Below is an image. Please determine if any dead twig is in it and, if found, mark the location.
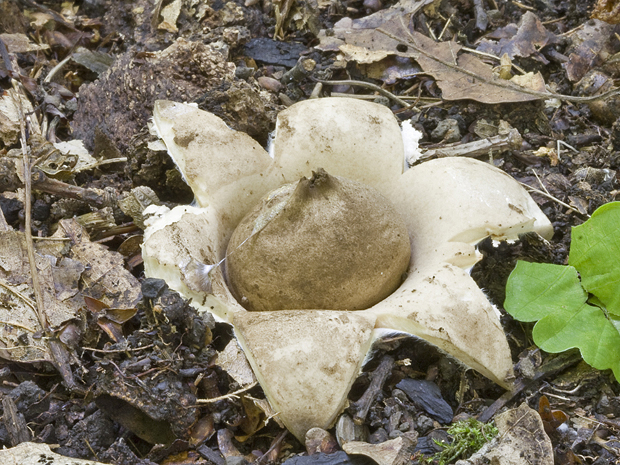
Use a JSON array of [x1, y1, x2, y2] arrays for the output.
[[518, 181, 587, 217], [349, 355, 394, 425], [314, 79, 412, 108], [81, 344, 155, 354], [254, 429, 288, 464], [0, 279, 37, 311], [194, 381, 259, 404], [31, 168, 108, 207], [415, 128, 523, 164], [44, 55, 73, 83]]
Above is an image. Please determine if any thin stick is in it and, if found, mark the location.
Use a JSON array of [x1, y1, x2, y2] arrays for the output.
[[81, 344, 155, 354], [314, 79, 411, 108], [518, 181, 586, 216], [254, 429, 288, 464], [0, 344, 46, 352], [328, 92, 439, 104], [194, 382, 258, 404], [556, 140, 578, 161], [437, 16, 451, 41], [10, 81, 78, 391], [531, 169, 551, 196], [44, 55, 72, 83], [0, 320, 38, 333], [461, 46, 528, 75], [0, 280, 37, 311]]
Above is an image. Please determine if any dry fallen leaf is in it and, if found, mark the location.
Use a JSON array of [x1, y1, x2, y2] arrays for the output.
[[323, 14, 551, 103], [476, 12, 559, 63], [0, 89, 40, 146], [158, 0, 182, 33], [274, 0, 320, 39], [400, 30, 549, 103], [563, 19, 617, 82], [60, 219, 141, 308], [0, 230, 79, 363], [0, 442, 108, 465]]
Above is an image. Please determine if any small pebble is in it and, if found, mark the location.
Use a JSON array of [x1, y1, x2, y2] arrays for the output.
[[257, 76, 282, 92], [363, 0, 382, 11], [369, 427, 389, 444], [305, 427, 338, 455]]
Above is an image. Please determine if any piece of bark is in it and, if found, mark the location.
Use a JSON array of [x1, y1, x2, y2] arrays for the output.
[[197, 445, 226, 465], [2, 396, 31, 446], [31, 168, 108, 207], [396, 378, 453, 424]]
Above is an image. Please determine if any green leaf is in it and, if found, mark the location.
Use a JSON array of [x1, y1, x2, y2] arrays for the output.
[[505, 203, 620, 382], [505, 261, 620, 381], [504, 262, 586, 322], [569, 202, 620, 315], [532, 302, 620, 381]]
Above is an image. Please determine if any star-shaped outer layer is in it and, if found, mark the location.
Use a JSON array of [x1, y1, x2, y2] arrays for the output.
[[142, 98, 554, 441]]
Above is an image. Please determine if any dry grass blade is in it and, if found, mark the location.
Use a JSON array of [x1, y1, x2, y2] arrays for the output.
[[11, 82, 48, 332], [10, 80, 79, 391]]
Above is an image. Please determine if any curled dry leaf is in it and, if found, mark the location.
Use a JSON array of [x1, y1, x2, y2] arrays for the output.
[[142, 98, 553, 440]]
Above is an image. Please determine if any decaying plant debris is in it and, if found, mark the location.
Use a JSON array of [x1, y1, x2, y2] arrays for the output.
[[1, 0, 620, 464]]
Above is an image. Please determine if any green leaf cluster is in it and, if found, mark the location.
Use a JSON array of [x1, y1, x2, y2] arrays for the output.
[[505, 202, 620, 382], [421, 418, 498, 464]]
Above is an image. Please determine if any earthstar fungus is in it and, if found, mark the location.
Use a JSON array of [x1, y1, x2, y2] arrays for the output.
[[142, 98, 553, 441]]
